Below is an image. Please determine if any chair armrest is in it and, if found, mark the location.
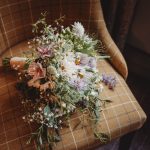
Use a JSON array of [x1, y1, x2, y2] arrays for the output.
[[98, 21, 128, 79], [92, 0, 128, 79]]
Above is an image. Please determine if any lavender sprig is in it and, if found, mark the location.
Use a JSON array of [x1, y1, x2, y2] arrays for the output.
[[102, 74, 117, 90]]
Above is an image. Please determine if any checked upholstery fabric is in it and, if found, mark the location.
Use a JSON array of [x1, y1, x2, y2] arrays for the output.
[[0, 0, 146, 150]]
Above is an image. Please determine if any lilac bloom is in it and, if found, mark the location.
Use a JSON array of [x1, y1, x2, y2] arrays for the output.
[[80, 54, 89, 65], [69, 78, 87, 91], [102, 74, 117, 89], [88, 57, 96, 68], [108, 79, 117, 89]]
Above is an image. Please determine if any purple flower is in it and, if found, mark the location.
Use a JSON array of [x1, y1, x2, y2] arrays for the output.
[[102, 74, 117, 90], [80, 54, 89, 65], [37, 44, 54, 58], [88, 57, 96, 68], [108, 79, 117, 89], [69, 78, 87, 91]]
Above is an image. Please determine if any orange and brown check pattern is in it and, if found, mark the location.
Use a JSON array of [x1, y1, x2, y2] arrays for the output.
[[0, 42, 146, 150], [0, 0, 127, 78], [0, 0, 146, 149]]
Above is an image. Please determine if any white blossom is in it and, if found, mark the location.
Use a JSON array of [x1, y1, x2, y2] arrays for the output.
[[22, 116, 25, 120], [99, 84, 104, 93], [38, 107, 42, 111], [72, 22, 85, 37]]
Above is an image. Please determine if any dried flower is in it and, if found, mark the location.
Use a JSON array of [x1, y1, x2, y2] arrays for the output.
[[37, 44, 54, 58], [27, 62, 46, 80], [102, 74, 117, 89], [49, 95, 58, 103], [10, 57, 27, 70]]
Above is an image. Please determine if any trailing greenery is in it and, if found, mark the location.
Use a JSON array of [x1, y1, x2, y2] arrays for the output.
[[3, 13, 113, 149]]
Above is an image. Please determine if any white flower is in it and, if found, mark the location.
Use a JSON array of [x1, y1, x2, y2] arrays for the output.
[[48, 113, 54, 117], [44, 112, 48, 116], [47, 65, 57, 75], [38, 107, 42, 111], [22, 116, 25, 120], [61, 102, 66, 108], [68, 104, 76, 111], [91, 90, 98, 96], [30, 119, 33, 122], [99, 84, 104, 93], [72, 22, 85, 37], [46, 117, 50, 120]]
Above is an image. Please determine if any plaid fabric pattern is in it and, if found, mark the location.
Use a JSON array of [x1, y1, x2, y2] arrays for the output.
[[0, 0, 127, 78], [0, 41, 146, 150], [0, 0, 146, 149]]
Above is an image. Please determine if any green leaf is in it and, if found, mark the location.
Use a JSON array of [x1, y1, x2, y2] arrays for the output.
[[98, 55, 110, 59], [39, 136, 43, 145], [44, 105, 51, 115], [101, 99, 112, 103], [2, 57, 11, 68], [94, 132, 110, 143], [26, 137, 32, 145], [23, 63, 29, 70]]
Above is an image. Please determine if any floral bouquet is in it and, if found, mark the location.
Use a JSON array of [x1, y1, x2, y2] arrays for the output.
[[3, 13, 116, 149]]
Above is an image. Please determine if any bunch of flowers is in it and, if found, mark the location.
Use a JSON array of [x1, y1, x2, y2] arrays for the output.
[[3, 13, 115, 149]]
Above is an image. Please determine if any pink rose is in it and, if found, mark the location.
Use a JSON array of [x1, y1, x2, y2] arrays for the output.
[[27, 62, 46, 79]]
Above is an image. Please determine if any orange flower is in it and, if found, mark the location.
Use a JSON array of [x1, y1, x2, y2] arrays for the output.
[[40, 81, 55, 91], [49, 95, 58, 103], [75, 58, 80, 65]]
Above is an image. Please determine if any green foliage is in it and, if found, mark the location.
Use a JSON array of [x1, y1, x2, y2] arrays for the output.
[[4, 13, 111, 149], [2, 57, 11, 69], [94, 132, 110, 144]]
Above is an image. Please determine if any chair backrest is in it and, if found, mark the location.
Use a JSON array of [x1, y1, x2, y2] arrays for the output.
[[0, 0, 104, 56], [0, 0, 128, 79]]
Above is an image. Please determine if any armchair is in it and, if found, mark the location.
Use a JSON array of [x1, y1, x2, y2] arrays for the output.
[[0, 0, 146, 149]]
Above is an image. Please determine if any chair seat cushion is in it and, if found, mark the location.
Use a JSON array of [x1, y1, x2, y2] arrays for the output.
[[0, 41, 146, 150]]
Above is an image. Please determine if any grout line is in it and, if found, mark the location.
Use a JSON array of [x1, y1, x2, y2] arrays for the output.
[[3, 24, 29, 35], [27, 0, 34, 24], [7, 4, 18, 48], [0, 0, 28, 9], [69, 121, 78, 150], [1, 113, 9, 149], [102, 110, 111, 140], [87, 0, 92, 32], [0, 133, 31, 146], [116, 74, 142, 128], [104, 77, 122, 137], [0, 13, 12, 57], [79, 115, 89, 147]]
